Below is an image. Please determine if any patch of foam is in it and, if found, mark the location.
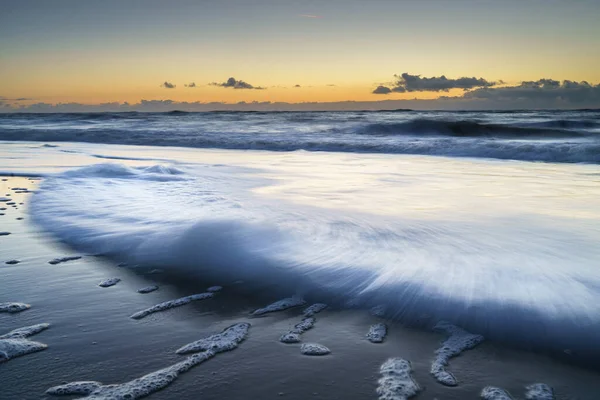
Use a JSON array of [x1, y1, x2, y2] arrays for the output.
[[252, 296, 306, 316], [46, 351, 214, 399], [5, 259, 21, 265], [206, 285, 222, 292], [303, 303, 327, 317], [370, 305, 387, 317], [0, 302, 30, 313], [0, 323, 50, 362], [300, 343, 330, 356], [98, 278, 120, 288], [525, 383, 554, 400], [279, 317, 315, 343], [376, 358, 420, 400], [367, 323, 387, 343], [137, 285, 159, 294], [130, 292, 214, 319], [176, 322, 250, 354], [430, 321, 484, 386], [481, 387, 513, 400], [48, 256, 82, 265]]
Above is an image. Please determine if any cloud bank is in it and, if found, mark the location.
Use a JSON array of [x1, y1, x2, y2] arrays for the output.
[[463, 79, 600, 105], [374, 73, 496, 94], [210, 77, 265, 90], [184, 82, 196, 88], [2, 76, 599, 112]]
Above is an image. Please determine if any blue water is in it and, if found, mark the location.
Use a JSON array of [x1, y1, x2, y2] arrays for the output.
[[1, 110, 599, 367], [1, 110, 600, 163]]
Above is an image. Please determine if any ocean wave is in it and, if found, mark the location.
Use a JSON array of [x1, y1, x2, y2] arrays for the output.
[[1, 111, 600, 163], [28, 160, 600, 367], [352, 119, 590, 138]]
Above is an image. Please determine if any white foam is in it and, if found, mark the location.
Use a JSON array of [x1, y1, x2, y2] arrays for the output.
[[376, 358, 420, 400], [279, 332, 301, 343], [370, 305, 386, 318], [137, 285, 159, 294], [4, 260, 20, 265], [20, 146, 600, 361], [481, 387, 513, 400], [0, 302, 30, 313], [98, 278, 120, 288], [525, 383, 554, 400], [46, 351, 214, 399], [252, 296, 306, 316], [303, 303, 327, 317], [206, 286, 222, 292], [0, 323, 50, 362], [48, 256, 82, 265], [367, 323, 387, 343], [279, 317, 315, 343], [430, 321, 484, 386], [176, 322, 250, 354], [130, 292, 214, 319], [300, 343, 330, 356]]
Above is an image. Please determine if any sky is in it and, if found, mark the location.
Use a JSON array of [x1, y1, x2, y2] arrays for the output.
[[1, 0, 600, 111]]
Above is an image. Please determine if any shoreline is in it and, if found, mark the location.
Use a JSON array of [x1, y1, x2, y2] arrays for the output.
[[1, 176, 600, 399]]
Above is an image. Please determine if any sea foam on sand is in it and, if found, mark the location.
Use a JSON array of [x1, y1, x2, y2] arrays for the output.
[[376, 358, 420, 400], [0, 323, 50, 362], [130, 292, 214, 320], [431, 321, 484, 386], [47, 322, 251, 399]]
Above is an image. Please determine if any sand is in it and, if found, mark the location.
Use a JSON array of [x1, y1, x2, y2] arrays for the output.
[[1, 176, 600, 399]]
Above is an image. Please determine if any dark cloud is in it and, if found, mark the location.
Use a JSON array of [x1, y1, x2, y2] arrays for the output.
[[326, 84, 337, 87], [0, 96, 33, 101], [3, 77, 599, 113], [161, 81, 176, 89], [372, 85, 392, 95], [464, 79, 600, 105], [374, 73, 496, 94], [294, 84, 301, 88], [184, 82, 196, 88], [210, 77, 265, 90]]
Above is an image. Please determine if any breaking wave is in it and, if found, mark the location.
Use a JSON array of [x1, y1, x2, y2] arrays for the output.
[[28, 160, 600, 368], [1, 111, 600, 163]]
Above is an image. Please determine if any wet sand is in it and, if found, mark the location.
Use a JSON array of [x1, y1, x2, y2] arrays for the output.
[[1, 176, 600, 399]]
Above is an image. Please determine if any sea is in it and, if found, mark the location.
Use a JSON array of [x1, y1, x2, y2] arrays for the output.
[[1, 110, 599, 368]]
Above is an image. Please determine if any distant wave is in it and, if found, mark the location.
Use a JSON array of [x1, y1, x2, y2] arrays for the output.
[[352, 119, 591, 138], [1, 111, 599, 163]]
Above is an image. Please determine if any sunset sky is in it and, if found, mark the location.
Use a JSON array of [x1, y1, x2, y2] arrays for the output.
[[1, 0, 599, 111]]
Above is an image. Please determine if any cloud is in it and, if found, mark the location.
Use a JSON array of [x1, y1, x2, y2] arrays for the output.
[[210, 77, 265, 90], [294, 84, 301, 88], [184, 82, 196, 88], [3, 77, 599, 113], [299, 14, 322, 18], [372, 85, 392, 95], [463, 79, 600, 105], [373, 73, 496, 94], [326, 84, 337, 87], [0, 96, 33, 101], [161, 81, 176, 89]]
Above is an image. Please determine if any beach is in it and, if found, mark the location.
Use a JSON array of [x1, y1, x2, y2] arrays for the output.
[[2, 175, 600, 400], [1, 110, 600, 399]]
